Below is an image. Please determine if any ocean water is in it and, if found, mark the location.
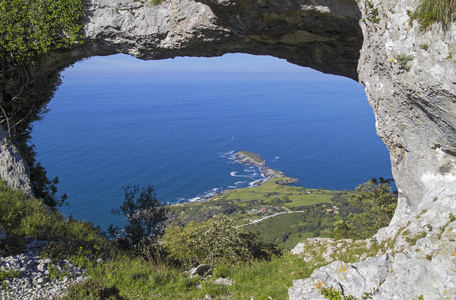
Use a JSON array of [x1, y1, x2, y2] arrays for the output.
[[31, 70, 392, 229]]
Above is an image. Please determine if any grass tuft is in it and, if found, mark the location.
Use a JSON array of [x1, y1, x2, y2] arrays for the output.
[[414, 0, 456, 30]]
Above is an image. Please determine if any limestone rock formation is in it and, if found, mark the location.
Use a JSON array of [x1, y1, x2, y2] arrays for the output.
[[0, 127, 32, 195], [358, 0, 456, 228], [289, 222, 456, 299], [0, 0, 455, 297], [288, 0, 456, 298]]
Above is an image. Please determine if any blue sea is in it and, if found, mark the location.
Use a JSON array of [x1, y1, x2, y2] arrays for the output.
[[31, 59, 392, 230]]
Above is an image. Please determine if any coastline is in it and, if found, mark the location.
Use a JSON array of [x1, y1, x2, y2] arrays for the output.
[[174, 151, 298, 206], [233, 151, 296, 185]]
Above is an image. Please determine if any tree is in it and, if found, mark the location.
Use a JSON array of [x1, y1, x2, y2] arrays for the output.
[[108, 185, 169, 254], [331, 178, 397, 239], [349, 178, 397, 238], [0, 0, 84, 139]]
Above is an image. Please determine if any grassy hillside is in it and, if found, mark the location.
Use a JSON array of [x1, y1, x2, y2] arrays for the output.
[[0, 179, 390, 299], [0, 182, 333, 299]]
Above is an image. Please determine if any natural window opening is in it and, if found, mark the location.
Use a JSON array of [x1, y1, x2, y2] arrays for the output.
[[31, 53, 393, 230]]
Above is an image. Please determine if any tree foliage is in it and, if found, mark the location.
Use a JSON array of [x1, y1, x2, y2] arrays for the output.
[[0, 0, 84, 138], [163, 215, 281, 267], [0, 0, 84, 207], [0, 0, 84, 63], [331, 178, 397, 239], [331, 220, 358, 240], [109, 185, 169, 254]]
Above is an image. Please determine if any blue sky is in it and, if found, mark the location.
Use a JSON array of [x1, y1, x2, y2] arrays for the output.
[[64, 53, 346, 81]]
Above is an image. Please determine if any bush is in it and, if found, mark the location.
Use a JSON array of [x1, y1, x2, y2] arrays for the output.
[[331, 220, 358, 240], [213, 264, 231, 278], [163, 215, 281, 267]]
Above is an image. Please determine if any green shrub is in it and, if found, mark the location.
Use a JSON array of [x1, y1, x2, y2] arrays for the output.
[[331, 220, 359, 240], [331, 178, 397, 239], [449, 212, 456, 222], [420, 43, 430, 50], [163, 215, 281, 267], [394, 54, 414, 71], [0, 0, 84, 63], [0, 182, 113, 258]]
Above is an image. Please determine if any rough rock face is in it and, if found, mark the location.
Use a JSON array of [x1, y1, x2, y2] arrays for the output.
[[0, 0, 455, 297], [36, 0, 363, 81], [288, 0, 456, 298], [289, 222, 456, 299], [0, 127, 32, 195], [358, 0, 456, 226]]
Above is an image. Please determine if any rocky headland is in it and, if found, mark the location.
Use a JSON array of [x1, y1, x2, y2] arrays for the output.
[[234, 151, 298, 184]]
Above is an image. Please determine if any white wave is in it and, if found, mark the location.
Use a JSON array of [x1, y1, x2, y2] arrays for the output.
[[275, 156, 279, 159], [235, 181, 244, 185], [188, 196, 202, 202], [249, 179, 265, 186], [233, 173, 255, 178], [228, 186, 237, 189]]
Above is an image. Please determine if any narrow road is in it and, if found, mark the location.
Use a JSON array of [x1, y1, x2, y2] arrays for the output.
[[238, 210, 305, 228]]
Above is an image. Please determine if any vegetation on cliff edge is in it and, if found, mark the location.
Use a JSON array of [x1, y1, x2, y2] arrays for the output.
[[0, 0, 85, 207], [414, 0, 456, 29]]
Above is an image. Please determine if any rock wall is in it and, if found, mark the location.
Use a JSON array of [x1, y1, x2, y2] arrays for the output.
[[0, 127, 32, 195], [358, 0, 456, 227], [46, 0, 363, 79], [289, 0, 456, 298]]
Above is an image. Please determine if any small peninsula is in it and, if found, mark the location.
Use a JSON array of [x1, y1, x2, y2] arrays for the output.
[[234, 151, 297, 184]]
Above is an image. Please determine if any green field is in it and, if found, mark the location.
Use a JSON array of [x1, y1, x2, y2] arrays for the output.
[[170, 176, 351, 249]]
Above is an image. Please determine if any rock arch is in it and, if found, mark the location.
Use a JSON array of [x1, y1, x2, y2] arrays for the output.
[[20, 0, 456, 227], [1, 0, 456, 297]]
